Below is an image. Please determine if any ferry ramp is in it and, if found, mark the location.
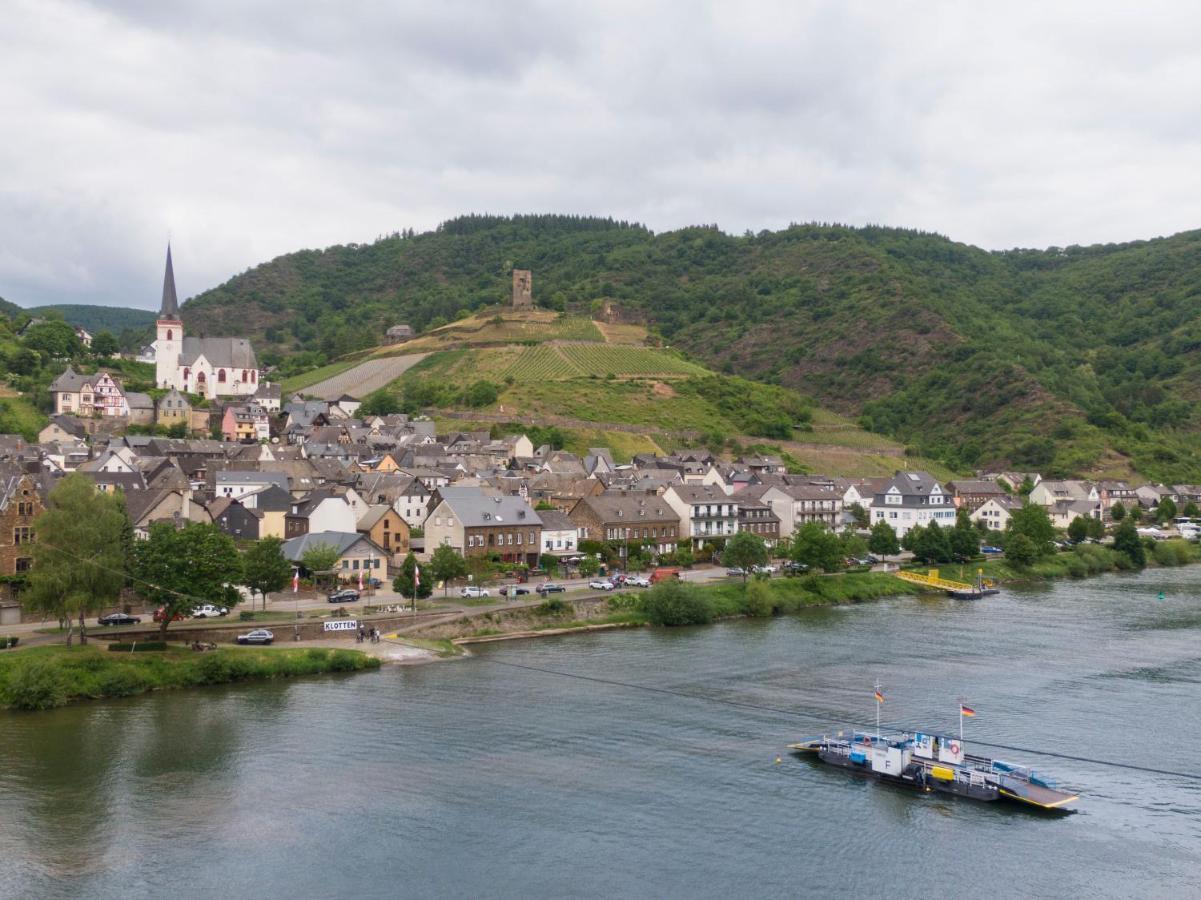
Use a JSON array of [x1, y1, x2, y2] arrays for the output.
[[304, 353, 429, 400], [894, 569, 974, 591]]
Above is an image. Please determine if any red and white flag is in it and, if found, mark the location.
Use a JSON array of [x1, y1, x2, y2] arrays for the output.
[[292, 569, 299, 593], [414, 564, 421, 588], [358, 567, 364, 591]]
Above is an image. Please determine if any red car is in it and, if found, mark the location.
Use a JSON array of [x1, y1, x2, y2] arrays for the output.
[[153, 607, 185, 623]]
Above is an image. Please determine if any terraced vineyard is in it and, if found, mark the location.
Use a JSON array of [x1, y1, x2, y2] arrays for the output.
[[561, 344, 707, 377], [502, 346, 583, 380]]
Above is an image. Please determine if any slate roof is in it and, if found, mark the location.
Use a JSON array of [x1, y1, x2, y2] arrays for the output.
[[178, 336, 258, 370], [434, 486, 542, 528], [159, 245, 180, 318], [282, 531, 382, 562]]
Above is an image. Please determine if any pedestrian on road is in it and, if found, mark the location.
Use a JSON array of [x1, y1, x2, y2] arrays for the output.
[[358, 625, 365, 643]]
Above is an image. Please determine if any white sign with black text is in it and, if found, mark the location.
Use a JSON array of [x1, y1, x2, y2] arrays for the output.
[[324, 619, 358, 632]]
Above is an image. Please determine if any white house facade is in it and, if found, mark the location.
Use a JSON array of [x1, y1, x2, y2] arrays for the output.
[[870, 472, 956, 538]]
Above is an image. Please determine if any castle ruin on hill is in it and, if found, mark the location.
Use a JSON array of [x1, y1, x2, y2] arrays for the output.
[[512, 269, 533, 309]]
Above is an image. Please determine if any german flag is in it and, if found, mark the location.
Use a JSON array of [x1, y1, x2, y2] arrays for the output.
[[960, 704, 976, 717], [875, 689, 885, 704]]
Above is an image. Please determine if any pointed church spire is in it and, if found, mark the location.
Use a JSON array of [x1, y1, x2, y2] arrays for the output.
[[159, 244, 180, 319]]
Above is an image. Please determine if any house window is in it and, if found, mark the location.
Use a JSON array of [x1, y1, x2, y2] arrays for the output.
[[17, 502, 33, 516], [14, 526, 35, 544], [218, 369, 227, 383], [529, 531, 535, 545], [197, 372, 206, 386], [341, 560, 349, 569], [251, 370, 257, 382], [15, 557, 31, 572], [352, 560, 359, 569], [166, 329, 173, 340], [242, 370, 248, 382]]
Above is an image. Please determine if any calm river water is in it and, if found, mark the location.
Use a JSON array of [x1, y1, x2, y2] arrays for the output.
[[2, 568, 1200, 898]]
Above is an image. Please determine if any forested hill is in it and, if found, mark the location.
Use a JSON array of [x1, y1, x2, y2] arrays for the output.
[[183, 214, 1201, 480], [0, 296, 20, 319], [26, 304, 156, 335]]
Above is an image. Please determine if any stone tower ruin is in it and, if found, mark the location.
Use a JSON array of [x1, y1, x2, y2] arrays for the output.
[[512, 269, 533, 309]]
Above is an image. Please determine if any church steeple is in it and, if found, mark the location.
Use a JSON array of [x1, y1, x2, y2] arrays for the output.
[[159, 244, 180, 320]]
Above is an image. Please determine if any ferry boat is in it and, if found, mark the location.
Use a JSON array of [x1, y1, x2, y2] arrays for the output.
[[788, 690, 1079, 812]]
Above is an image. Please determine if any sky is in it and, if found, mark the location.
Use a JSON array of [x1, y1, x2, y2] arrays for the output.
[[4, 0, 1201, 309]]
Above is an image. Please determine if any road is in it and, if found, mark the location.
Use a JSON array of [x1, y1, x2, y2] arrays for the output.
[[304, 353, 429, 400]]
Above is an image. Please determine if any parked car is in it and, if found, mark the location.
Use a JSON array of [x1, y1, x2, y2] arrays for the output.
[[649, 567, 682, 584], [536, 583, 566, 595], [327, 588, 361, 604], [981, 546, 1003, 555], [625, 575, 651, 588], [751, 564, 777, 575], [152, 607, 185, 623], [500, 586, 530, 597], [726, 567, 746, 577], [588, 580, 615, 591], [783, 561, 809, 575], [191, 604, 229, 618], [236, 629, 274, 645], [460, 586, 490, 599], [98, 612, 141, 626], [609, 574, 627, 586]]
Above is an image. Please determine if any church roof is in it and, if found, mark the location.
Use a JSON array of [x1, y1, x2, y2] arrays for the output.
[[160, 245, 180, 319], [179, 336, 258, 370]]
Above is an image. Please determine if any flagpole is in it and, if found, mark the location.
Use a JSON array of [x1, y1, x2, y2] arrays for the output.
[[875, 680, 881, 740], [958, 697, 964, 745]]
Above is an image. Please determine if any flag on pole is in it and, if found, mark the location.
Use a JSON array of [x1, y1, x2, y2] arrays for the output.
[[960, 704, 976, 717], [358, 567, 364, 591], [292, 568, 299, 593], [875, 688, 885, 704], [414, 564, 421, 588]]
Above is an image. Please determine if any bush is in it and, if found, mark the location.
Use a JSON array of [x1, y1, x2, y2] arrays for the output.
[[745, 579, 775, 618], [640, 580, 713, 626], [1, 636, 18, 649], [98, 666, 149, 698], [1153, 540, 1193, 567], [4, 658, 69, 710], [239, 611, 255, 621], [538, 597, 570, 615], [107, 641, 169, 652]]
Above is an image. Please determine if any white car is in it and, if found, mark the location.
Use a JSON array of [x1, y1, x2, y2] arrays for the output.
[[588, 580, 615, 591], [752, 564, 778, 575], [460, 586, 490, 599], [191, 604, 229, 618], [625, 575, 651, 588]]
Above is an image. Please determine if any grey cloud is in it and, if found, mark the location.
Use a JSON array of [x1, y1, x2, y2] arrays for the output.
[[2, 0, 1200, 308]]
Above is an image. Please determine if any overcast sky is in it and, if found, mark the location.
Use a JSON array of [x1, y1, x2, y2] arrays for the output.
[[4, 0, 1201, 309]]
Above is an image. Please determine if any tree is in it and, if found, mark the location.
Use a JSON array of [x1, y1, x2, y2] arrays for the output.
[[868, 520, 900, 557], [1018, 476, 1035, 495], [300, 542, 341, 593], [1067, 517, 1089, 544], [1156, 497, 1177, 525], [1008, 503, 1056, 557], [722, 531, 769, 580], [847, 503, 869, 529], [1110, 502, 1127, 522], [950, 509, 979, 561], [133, 522, 242, 638], [913, 521, 953, 564], [24, 473, 127, 646], [429, 543, 468, 596], [839, 532, 869, 560], [241, 537, 291, 611], [1113, 519, 1146, 568], [1184, 501, 1199, 519], [360, 388, 400, 416], [577, 554, 600, 578], [393, 552, 433, 601], [23, 320, 80, 357], [1006, 533, 1038, 568], [1085, 515, 1105, 540], [640, 579, 713, 626], [789, 522, 843, 572], [91, 331, 120, 358]]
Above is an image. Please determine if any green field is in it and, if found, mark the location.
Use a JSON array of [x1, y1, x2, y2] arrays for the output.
[[280, 356, 365, 393]]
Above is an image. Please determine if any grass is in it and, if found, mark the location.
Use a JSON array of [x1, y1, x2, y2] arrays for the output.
[[395, 637, 463, 658], [281, 357, 365, 394], [0, 644, 381, 711]]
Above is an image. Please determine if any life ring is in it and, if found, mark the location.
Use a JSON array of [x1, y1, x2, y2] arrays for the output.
[[949, 741, 961, 754]]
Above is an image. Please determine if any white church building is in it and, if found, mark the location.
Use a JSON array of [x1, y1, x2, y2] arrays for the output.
[[154, 246, 260, 399]]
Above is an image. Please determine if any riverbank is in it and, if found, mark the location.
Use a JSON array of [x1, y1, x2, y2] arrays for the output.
[[0, 644, 382, 711]]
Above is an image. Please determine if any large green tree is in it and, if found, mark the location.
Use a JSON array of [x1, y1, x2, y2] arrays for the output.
[[721, 531, 769, 580], [428, 543, 468, 596], [1007, 504, 1056, 558], [91, 331, 120, 358], [1155, 497, 1178, 524], [1113, 519, 1146, 568], [25, 473, 127, 645], [241, 537, 292, 610], [133, 522, 242, 638], [950, 509, 979, 561], [789, 522, 843, 573], [300, 542, 341, 593], [868, 520, 900, 557]]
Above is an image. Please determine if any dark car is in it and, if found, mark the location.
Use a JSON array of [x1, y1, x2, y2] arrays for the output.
[[500, 586, 530, 597], [783, 561, 809, 576], [98, 612, 141, 627], [236, 629, 274, 645], [327, 588, 361, 604], [536, 583, 566, 595]]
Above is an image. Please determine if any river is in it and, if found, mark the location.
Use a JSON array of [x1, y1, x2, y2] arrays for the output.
[[2, 568, 1199, 898]]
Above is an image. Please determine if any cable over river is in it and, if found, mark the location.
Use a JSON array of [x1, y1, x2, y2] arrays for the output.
[[2, 567, 1199, 897]]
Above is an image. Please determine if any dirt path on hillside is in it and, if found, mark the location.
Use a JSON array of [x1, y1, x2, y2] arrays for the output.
[[306, 353, 429, 400]]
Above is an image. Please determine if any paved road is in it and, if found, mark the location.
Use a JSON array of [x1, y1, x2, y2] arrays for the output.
[[304, 353, 428, 400]]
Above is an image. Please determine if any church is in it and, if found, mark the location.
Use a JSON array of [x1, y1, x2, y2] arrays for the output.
[[153, 246, 260, 399]]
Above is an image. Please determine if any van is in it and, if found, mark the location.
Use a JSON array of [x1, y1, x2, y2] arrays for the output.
[[649, 567, 682, 584]]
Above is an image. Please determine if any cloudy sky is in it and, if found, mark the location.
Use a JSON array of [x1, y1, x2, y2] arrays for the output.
[[3, 0, 1200, 309]]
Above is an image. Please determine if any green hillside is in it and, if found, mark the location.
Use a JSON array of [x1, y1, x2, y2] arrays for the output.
[[26, 304, 156, 335], [0, 296, 20, 319], [184, 215, 1201, 480]]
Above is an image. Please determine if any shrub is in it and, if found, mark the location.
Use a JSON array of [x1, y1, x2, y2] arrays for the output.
[[98, 666, 149, 698], [239, 611, 255, 621], [1, 636, 18, 649], [4, 658, 69, 710], [538, 597, 570, 615], [640, 580, 713, 626], [745, 579, 775, 618], [1153, 540, 1193, 567]]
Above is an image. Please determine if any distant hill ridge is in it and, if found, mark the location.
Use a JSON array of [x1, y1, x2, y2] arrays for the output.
[[26, 304, 156, 335], [180, 214, 1201, 480]]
